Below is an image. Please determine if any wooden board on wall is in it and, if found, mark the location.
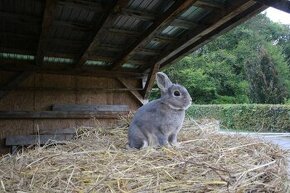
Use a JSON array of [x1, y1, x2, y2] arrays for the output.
[[0, 71, 141, 154]]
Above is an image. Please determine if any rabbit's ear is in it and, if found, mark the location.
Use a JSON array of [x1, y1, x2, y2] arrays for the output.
[[156, 72, 172, 91]]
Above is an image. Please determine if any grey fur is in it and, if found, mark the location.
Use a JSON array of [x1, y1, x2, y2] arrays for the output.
[[128, 72, 192, 149]]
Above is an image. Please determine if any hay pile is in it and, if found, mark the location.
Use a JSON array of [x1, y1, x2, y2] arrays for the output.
[[0, 119, 289, 193]]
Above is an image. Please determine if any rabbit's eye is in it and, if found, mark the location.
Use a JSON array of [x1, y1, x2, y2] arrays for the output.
[[173, 90, 180, 96]]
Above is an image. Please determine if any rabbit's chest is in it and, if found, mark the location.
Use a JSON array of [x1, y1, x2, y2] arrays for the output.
[[158, 110, 184, 131]]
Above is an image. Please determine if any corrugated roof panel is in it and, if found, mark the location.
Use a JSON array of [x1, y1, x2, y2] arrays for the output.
[[160, 26, 186, 37], [144, 40, 167, 50], [113, 15, 151, 31], [56, 5, 95, 24], [85, 60, 111, 67], [128, 0, 174, 13], [122, 63, 140, 69], [0, 52, 35, 60], [179, 6, 208, 21], [44, 56, 74, 64]]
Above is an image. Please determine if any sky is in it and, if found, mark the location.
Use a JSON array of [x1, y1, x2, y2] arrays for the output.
[[263, 7, 290, 25]]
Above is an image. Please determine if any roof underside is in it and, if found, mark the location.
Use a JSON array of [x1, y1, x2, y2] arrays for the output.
[[0, 0, 288, 85]]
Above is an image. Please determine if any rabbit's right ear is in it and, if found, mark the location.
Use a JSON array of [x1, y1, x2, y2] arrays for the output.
[[156, 72, 172, 91]]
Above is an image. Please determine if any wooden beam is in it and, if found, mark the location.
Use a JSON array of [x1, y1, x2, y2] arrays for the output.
[[0, 61, 145, 79], [0, 111, 128, 119], [117, 78, 148, 105], [76, 0, 130, 68], [36, 0, 58, 66], [52, 104, 129, 112], [194, 0, 224, 10], [6, 134, 75, 146], [122, 8, 156, 21], [255, 0, 290, 14], [111, 0, 198, 70], [143, 63, 160, 99], [171, 19, 199, 29], [0, 71, 32, 100]]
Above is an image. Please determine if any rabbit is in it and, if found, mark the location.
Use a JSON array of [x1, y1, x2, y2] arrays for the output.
[[127, 72, 192, 149]]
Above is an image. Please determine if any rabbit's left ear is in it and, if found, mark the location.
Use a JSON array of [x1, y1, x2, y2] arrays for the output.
[[156, 72, 172, 91]]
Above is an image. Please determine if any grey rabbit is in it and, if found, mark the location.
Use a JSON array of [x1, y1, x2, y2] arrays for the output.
[[128, 72, 192, 149]]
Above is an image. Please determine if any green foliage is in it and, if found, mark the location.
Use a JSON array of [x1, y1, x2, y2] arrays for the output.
[[160, 13, 290, 104], [187, 104, 290, 132]]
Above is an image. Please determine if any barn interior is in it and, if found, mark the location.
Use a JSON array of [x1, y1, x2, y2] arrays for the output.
[[0, 0, 289, 154]]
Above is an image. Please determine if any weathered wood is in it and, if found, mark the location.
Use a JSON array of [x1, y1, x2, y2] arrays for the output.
[[6, 134, 75, 146], [122, 8, 156, 21], [194, 0, 224, 10], [0, 61, 145, 79], [0, 111, 128, 119], [36, 0, 58, 66], [0, 71, 32, 100], [1, 86, 144, 92], [111, 0, 198, 70], [143, 63, 160, 99], [52, 104, 129, 112], [255, 0, 290, 14], [171, 19, 199, 29], [76, 0, 130, 68], [39, 128, 77, 135], [117, 78, 148, 105]]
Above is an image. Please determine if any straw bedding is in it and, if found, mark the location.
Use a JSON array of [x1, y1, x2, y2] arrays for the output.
[[0, 119, 289, 193]]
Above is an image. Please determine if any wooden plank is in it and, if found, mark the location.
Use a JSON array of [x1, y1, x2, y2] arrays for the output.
[[39, 128, 77, 135], [0, 71, 32, 100], [6, 134, 74, 146], [122, 8, 156, 21], [111, 0, 198, 70], [255, 0, 290, 14], [36, 0, 58, 66], [76, 0, 130, 68], [0, 111, 128, 119], [0, 61, 146, 79], [194, 0, 224, 10], [52, 104, 129, 112], [1, 86, 144, 92], [117, 78, 148, 105], [143, 63, 160, 99]]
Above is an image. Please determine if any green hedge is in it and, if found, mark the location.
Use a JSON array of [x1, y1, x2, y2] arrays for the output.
[[187, 104, 290, 132]]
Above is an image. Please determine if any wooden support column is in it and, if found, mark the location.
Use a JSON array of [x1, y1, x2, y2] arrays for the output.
[[111, 0, 198, 70], [76, 0, 129, 68], [117, 78, 148, 105], [143, 63, 160, 99]]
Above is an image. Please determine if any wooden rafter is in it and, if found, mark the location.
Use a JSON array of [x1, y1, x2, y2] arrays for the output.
[[255, 0, 290, 14], [0, 61, 145, 79], [0, 72, 32, 100], [111, 0, 198, 70], [194, 0, 224, 10], [75, 0, 129, 68], [36, 0, 58, 66]]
